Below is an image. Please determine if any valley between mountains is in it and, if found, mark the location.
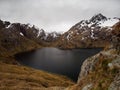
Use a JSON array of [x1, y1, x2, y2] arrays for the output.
[[0, 14, 120, 90]]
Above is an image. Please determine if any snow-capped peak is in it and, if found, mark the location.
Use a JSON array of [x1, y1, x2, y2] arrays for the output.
[[99, 18, 119, 27], [75, 14, 120, 29], [90, 13, 107, 23], [64, 14, 120, 42]]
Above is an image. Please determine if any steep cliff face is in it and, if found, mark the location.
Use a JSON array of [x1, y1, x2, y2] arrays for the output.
[[68, 51, 120, 90], [69, 22, 120, 90]]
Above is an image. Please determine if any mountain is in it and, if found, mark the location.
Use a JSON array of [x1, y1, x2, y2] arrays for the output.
[[0, 20, 40, 56], [1, 13, 120, 51], [3, 21, 61, 42], [57, 13, 120, 49], [0, 20, 61, 56], [38, 30, 62, 42]]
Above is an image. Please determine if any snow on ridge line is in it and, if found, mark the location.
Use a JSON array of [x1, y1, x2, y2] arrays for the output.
[[6, 24, 11, 28], [99, 18, 119, 27], [37, 29, 44, 37], [76, 17, 120, 29]]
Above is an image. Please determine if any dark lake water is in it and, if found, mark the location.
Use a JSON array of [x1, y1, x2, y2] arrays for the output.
[[15, 48, 102, 81]]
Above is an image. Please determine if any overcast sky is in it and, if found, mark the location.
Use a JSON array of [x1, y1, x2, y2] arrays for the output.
[[0, 0, 120, 32]]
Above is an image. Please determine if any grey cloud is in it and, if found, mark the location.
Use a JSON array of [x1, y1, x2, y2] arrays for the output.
[[0, 0, 120, 32]]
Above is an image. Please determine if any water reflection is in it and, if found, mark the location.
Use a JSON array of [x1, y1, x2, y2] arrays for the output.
[[15, 48, 102, 81]]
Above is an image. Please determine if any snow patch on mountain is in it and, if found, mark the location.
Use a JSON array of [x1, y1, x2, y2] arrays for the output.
[[37, 29, 44, 37], [6, 24, 11, 29], [99, 18, 119, 27], [64, 13, 120, 42], [20, 32, 24, 36], [67, 34, 70, 40], [91, 30, 94, 39]]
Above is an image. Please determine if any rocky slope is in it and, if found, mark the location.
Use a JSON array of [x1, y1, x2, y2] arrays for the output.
[[0, 20, 62, 56], [68, 21, 120, 90], [57, 14, 120, 49], [0, 20, 39, 56]]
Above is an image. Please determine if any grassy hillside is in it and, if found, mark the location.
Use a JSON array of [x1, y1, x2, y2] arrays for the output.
[[0, 57, 74, 90]]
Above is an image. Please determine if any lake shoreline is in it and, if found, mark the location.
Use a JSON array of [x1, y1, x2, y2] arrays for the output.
[[15, 47, 102, 81]]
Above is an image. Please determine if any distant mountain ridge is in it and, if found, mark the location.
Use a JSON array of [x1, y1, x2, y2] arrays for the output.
[[0, 20, 62, 56], [56, 13, 120, 49], [1, 21, 61, 42], [0, 13, 120, 55]]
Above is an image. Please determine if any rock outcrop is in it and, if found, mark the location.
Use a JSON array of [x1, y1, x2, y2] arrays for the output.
[[108, 71, 120, 90], [69, 22, 120, 90], [111, 21, 120, 54]]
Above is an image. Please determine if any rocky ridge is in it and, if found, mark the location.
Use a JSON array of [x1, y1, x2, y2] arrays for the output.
[[57, 13, 120, 49], [0, 20, 62, 56]]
